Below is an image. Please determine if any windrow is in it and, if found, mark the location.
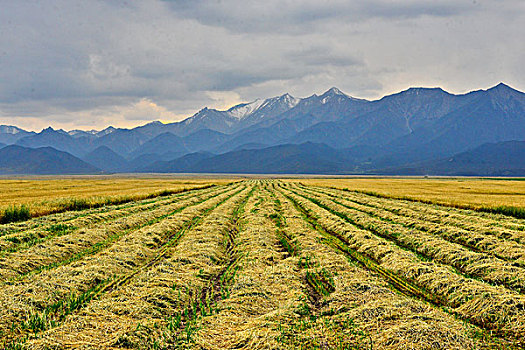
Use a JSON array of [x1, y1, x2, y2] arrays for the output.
[[303, 184, 525, 267], [270, 184, 489, 349], [278, 184, 525, 345], [194, 185, 308, 349], [323, 185, 525, 234], [0, 185, 233, 282], [294, 184, 525, 293], [22, 185, 254, 349], [0, 184, 243, 345], [0, 184, 222, 254]]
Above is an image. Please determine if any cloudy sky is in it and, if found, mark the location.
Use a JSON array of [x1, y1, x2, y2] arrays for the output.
[[1, 0, 523, 131]]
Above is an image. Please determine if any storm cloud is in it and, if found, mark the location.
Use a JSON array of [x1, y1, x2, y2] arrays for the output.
[[0, 0, 523, 130]]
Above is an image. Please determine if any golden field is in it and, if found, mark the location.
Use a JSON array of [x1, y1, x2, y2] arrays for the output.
[[1, 178, 524, 349], [294, 177, 525, 209], [0, 176, 237, 220]]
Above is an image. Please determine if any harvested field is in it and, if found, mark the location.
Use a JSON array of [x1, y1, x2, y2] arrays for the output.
[[2, 178, 524, 349], [0, 177, 236, 224], [294, 178, 525, 218]]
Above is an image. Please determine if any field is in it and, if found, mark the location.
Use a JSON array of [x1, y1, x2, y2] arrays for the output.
[[1, 178, 525, 349], [0, 176, 236, 223], [294, 178, 525, 214]]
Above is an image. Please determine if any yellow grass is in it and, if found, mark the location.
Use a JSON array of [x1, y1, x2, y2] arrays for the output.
[[295, 178, 525, 209], [0, 185, 229, 282], [269, 185, 483, 349], [23, 185, 251, 349], [280, 183, 525, 343], [0, 176, 236, 219], [2, 179, 525, 349]]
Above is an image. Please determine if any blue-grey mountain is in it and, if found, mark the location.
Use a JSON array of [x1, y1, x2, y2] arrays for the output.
[[82, 146, 130, 173], [0, 145, 100, 175], [1, 83, 523, 175], [382, 141, 525, 176], [140, 143, 351, 174]]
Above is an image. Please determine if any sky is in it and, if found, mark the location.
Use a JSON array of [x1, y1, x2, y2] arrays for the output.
[[0, 0, 524, 132]]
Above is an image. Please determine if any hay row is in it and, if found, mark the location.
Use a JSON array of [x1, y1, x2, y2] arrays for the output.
[[0, 184, 222, 254], [317, 184, 525, 235], [278, 184, 525, 344], [22, 185, 254, 349], [269, 184, 490, 349], [293, 185, 525, 293], [0, 184, 237, 283], [0, 184, 246, 347], [0, 183, 221, 239], [194, 185, 308, 349], [315, 184, 525, 246], [270, 185, 375, 349], [0, 198, 142, 238], [343, 183, 525, 228], [0, 182, 222, 226], [290, 178, 525, 216], [0, 183, 220, 237], [0, 184, 235, 287], [304, 184, 525, 266]]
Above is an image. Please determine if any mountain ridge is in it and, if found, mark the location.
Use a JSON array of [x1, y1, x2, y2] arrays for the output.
[[381, 140, 525, 176], [1, 83, 524, 175], [0, 145, 100, 175], [2, 82, 520, 136]]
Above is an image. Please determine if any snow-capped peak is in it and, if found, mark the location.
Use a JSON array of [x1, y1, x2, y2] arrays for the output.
[[258, 93, 300, 109], [97, 126, 116, 136], [326, 87, 346, 96], [226, 99, 266, 120], [320, 87, 349, 104], [0, 125, 22, 134], [68, 129, 99, 136], [226, 93, 300, 120], [278, 93, 300, 108]]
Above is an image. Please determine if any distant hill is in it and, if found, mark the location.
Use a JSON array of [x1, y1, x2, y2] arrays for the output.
[[141, 143, 353, 174], [130, 132, 188, 159], [15, 127, 91, 157], [0, 145, 100, 175], [232, 143, 269, 151], [92, 128, 149, 157], [368, 83, 525, 168], [182, 129, 229, 152], [126, 153, 168, 172], [82, 146, 129, 173], [138, 152, 214, 173], [384, 141, 525, 176]]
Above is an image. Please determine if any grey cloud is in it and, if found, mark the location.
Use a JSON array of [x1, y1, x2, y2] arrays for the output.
[[163, 0, 477, 33], [360, 1, 477, 19], [286, 46, 364, 68], [0, 0, 523, 130]]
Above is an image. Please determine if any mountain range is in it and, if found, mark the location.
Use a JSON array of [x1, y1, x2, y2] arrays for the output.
[[0, 83, 524, 175]]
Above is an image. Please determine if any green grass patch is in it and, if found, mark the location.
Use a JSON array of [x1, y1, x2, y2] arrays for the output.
[[306, 268, 336, 297], [481, 205, 525, 219], [0, 205, 31, 224]]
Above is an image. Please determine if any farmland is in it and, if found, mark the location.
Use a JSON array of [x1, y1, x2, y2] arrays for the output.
[[0, 177, 235, 223], [1, 179, 525, 349], [295, 178, 525, 215]]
